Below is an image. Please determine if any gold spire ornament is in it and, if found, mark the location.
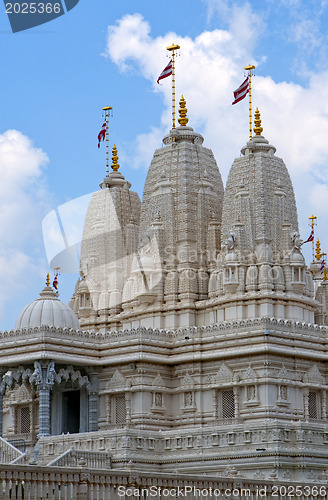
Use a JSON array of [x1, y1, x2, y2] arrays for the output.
[[244, 64, 255, 141], [315, 238, 322, 261], [166, 43, 180, 129], [111, 145, 120, 172], [178, 95, 188, 126], [46, 273, 50, 287], [253, 107, 263, 136], [102, 105, 113, 177]]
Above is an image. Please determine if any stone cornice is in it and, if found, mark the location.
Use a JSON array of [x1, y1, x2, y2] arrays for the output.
[[0, 317, 327, 366]]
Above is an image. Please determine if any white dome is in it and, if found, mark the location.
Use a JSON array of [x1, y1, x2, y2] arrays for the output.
[[15, 285, 80, 330]]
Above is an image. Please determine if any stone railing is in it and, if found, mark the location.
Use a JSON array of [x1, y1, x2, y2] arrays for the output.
[[10, 453, 27, 465], [39, 423, 328, 467], [0, 464, 326, 500], [47, 448, 111, 469], [0, 437, 24, 464]]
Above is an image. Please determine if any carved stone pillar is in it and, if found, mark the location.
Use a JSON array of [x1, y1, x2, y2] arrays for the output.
[[0, 372, 5, 437], [321, 390, 327, 419], [88, 375, 99, 432], [39, 387, 51, 436], [30, 361, 56, 437], [88, 393, 99, 432], [233, 387, 240, 419], [125, 392, 132, 425], [303, 388, 309, 421], [0, 393, 3, 437]]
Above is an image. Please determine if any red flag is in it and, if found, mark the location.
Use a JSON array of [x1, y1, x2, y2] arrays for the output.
[[232, 77, 249, 105], [98, 121, 106, 148], [53, 275, 58, 291], [157, 60, 172, 84], [303, 228, 314, 244]]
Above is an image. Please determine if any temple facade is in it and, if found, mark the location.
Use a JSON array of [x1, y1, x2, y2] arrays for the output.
[[1, 99, 328, 486]]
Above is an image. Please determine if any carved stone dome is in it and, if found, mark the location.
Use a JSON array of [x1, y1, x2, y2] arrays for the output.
[[15, 285, 79, 330]]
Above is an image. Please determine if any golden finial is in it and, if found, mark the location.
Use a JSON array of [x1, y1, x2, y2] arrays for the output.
[[46, 273, 50, 287], [324, 267, 327, 281], [178, 95, 189, 126], [315, 238, 322, 261], [253, 107, 263, 136], [111, 145, 120, 172]]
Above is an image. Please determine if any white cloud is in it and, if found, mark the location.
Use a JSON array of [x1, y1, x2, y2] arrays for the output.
[[0, 130, 51, 326]]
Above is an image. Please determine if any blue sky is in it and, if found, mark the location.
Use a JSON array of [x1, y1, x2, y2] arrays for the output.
[[1, 0, 328, 330]]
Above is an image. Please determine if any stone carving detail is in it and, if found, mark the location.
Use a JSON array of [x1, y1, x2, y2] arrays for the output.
[[291, 231, 302, 250], [30, 361, 57, 388], [216, 364, 234, 385], [184, 392, 194, 408], [13, 384, 32, 401], [303, 365, 324, 385], [108, 370, 126, 389], [224, 232, 235, 251], [152, 373, 164, 387], [277, 365, 291, 381], [241, 366, 257, 381], [56, 366, 91, 389], [181, 372, 195, 388], [154, 393, 163, 407]]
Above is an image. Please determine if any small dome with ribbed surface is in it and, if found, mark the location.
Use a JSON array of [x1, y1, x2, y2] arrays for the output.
[[15, 284, 79, 330]]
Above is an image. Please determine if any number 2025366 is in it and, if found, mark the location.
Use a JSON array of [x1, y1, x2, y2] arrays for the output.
[[5, 2, 61, 14]]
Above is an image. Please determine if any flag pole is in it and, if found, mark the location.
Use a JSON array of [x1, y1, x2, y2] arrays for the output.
[[308, 214, 317, 262], [166, 43, 180, 129], [244, 64, 255, 141], [102, 105, 113, 176]]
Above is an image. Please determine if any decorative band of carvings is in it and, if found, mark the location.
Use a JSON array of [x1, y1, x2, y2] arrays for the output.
[[2, 317, 326, 341]]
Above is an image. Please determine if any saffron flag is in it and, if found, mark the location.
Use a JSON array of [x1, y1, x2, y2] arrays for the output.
[[157, 60, 173, 84], [303, 228, 314, 244], [98, 121, 106, 148], [232, 77, 249, 105]]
